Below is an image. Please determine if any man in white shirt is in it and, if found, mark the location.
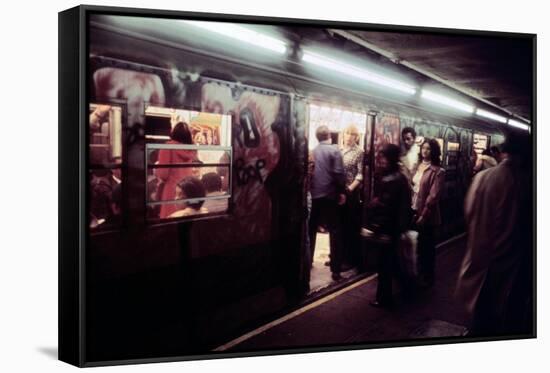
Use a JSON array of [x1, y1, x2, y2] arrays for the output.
[[400, 127, 419, 181]]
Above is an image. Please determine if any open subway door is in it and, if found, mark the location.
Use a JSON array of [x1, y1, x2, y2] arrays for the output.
[[306, 103, 369, 292], [365, 113, 401, 202]]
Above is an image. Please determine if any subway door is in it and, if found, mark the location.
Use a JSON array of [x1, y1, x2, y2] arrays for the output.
[[361, 112, 402, 272], [362, 111, 376, 204], [364, 112, 401, 204], [442, 126, 462, 238]]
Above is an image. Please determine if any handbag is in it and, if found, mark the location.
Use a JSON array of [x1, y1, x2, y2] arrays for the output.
[[398, 230, 419, 278], [360, 226, 391, 244], [359, 226, 388, 273]]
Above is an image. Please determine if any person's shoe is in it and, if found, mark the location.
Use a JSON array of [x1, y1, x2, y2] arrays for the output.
[[369, 300, 393, 308], [360, 227, 375, 238], [331, 272, 342, 281]]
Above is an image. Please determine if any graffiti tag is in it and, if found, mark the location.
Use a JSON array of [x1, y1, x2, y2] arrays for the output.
[[235, 158, 266, 185]]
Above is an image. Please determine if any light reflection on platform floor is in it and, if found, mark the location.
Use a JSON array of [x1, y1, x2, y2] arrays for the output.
[[309, 233, 358, 294]]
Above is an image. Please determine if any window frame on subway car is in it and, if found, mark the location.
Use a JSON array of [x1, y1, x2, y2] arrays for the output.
[[306, 101, 370, 151], [144, 103, 233, 224], [472, 131, 492, 155], [88, 99, 128, 234]]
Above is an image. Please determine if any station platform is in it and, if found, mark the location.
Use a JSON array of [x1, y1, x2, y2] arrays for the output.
[[214, 234, 470, 353]]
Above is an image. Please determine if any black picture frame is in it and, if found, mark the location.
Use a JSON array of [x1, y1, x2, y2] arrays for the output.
[[59, 5, 536, 367]]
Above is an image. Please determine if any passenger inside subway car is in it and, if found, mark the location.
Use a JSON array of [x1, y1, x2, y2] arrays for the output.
[[144, 108, 233, 220], [74, 10, 534, 365]]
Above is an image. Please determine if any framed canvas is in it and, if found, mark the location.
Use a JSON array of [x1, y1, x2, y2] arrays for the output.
[[59, 5, 536, 367]]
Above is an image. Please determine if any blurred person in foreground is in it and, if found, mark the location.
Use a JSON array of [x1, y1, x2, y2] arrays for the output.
[[456, 130, 533, 336]]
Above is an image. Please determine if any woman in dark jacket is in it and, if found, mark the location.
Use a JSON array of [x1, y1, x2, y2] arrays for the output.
[[411, 138, 445, 287], [364, 143, 412, 307]]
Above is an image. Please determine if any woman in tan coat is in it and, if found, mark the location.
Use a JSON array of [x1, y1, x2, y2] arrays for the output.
[[411, 138, 445, 287]]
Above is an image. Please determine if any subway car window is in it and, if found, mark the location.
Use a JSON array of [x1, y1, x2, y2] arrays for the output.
[[447, 142, 460, 152], [473, 133, 488, 155], [144, 107, 232, 221], [446, 141, 460, 167], [307, 103, 368, 150], [89, 103, 123, 231]]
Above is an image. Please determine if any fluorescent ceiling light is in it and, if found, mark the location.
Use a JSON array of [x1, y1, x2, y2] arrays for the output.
[[181, 20, 287, 54], [302, 51, 416, 95], [508, 119, 530, 131], [421, 90, 474, 113], [476, 109, 507, 123]]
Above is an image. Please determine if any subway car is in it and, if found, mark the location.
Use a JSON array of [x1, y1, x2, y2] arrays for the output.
[[85, 14, 514, 361]]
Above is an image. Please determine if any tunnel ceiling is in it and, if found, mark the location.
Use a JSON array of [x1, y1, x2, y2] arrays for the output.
[[333, 30, 534, 122], [91, 15, 534, 123]]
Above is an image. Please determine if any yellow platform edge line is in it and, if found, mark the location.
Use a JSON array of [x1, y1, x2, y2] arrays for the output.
[[212, 273, 378, 352]]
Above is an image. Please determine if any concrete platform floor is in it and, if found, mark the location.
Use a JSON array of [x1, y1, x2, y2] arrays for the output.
[[217, 234, 470, 353]]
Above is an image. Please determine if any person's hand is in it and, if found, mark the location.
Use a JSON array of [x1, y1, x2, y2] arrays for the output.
[[170, 112, 181, 127], [97, 105, 111, 117], [338, 193, 346, 205]]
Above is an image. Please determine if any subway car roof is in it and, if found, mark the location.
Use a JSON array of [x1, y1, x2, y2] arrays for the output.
[[89, 14, 533, 134]]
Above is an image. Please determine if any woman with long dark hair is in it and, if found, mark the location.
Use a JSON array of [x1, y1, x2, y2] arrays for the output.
[[155, 121, 198, 218], [411, 138, 445, 287]]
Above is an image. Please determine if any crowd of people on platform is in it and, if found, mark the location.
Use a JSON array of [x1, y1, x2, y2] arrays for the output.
[[306, 123, 532, 337], [89, 107, 532, 337], [307, 125, 445, 299]]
